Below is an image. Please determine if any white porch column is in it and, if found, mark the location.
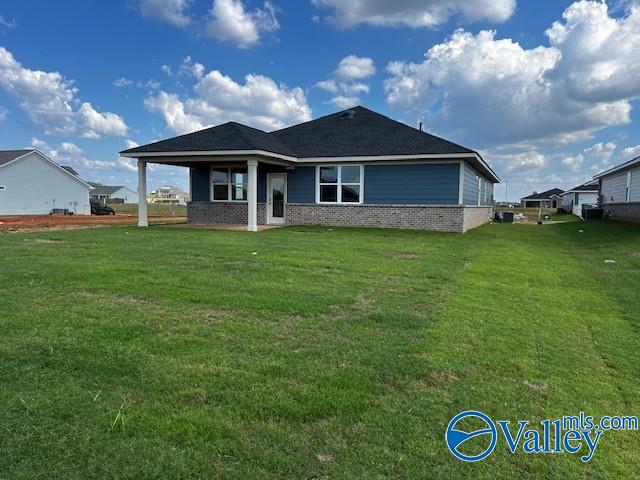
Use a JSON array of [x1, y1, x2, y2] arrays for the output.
[[137, 159, 148, 227], [247, 159, 258, 232]]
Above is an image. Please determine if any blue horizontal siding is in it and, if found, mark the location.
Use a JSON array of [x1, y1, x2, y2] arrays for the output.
[[287, 166, 315, 203], [364, 163, 460, 204], [191, 166, 210, 202], [463, 162, 494, 206], [463, 163, 478, 205]]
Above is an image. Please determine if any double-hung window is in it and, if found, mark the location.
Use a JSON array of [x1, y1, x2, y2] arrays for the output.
[[317, 165, 362, 203], [212, 167, 248, 201]]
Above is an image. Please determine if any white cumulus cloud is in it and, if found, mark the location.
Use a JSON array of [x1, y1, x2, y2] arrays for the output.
[[0, 47, 128, 138], [311, 0, 515, 29], [315, 55, 375, 108], [384, 1, 640, 150], [206, 0, 279, 48], [145, 59, 311, 134], [138, 0, 191, 26]]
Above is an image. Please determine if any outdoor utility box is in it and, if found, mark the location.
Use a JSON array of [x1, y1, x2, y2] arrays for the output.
[[583, 207, 604, 220], [502, 211, 514, 223]]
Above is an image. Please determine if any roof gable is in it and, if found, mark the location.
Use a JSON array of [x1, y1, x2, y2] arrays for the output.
[[593, 155, 640, 179], [119, 106, 500, 183], [122, 122, 297, 157], [0, 149, 32, 167], [271, 106, 474, 158], [522, 188, 565, 200], [121, 106, 474, 159], [0, 149, 92, 189]]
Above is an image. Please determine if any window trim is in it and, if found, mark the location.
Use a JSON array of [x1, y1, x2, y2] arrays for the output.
[[210, 166, 249, 203], [315, 164, 364, 204], [626, 171, 632, 203]]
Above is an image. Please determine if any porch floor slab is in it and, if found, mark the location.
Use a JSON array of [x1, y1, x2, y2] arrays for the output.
[[166, 223, 283, 232]]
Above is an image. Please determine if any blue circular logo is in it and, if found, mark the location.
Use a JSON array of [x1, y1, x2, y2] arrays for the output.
[[446, 410, 497, 462]]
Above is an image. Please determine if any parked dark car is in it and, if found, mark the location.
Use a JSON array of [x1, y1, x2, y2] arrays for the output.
[[90, 200, 116, 215]]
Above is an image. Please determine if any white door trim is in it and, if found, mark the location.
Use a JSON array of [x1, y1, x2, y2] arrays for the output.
[[267, 173, 287, 225]]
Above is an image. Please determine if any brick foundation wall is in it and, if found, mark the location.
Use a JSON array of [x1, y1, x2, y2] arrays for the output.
[[188, 201, 492, 233], [602, 203, 640, 223], [462, 206, 494, 233], [286, 203, 470, 233], [188, 202, 266, 225]]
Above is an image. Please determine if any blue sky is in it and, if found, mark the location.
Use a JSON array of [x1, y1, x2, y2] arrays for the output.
[[1, 0, 639, 200]]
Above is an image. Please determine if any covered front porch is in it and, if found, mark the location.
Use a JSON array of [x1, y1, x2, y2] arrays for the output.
[[136, 156, 290, 232]]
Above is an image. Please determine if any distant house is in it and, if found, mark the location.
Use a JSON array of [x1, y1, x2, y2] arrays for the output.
[[594, 155, 640, 222], [520, 188, 564, 208], [121, 106, 500, 233], [0, 149, 92, 215], [89, 183, 138, 204], [148, 185, 189, 205], [559, 181, 599, 216]]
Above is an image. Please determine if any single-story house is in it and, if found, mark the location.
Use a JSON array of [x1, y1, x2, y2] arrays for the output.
[[559, 181, 599, 216], [120, 106, 500, 233], [89, 183, 139, 204], [520, 188, 564, 208], [594, 155, 640, 222], [0, 149, 92, 215], [148, 185, 189, 205]]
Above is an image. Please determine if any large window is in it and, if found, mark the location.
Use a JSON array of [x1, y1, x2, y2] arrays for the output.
[[317, 165, 362, 203], [211, 167, 248, 201]]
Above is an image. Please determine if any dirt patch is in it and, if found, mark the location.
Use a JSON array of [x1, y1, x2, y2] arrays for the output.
[[419, 369, 459, 389], [0, 215, 185, 232], [524, 379, 549, 396], [25, 238, 65, 244], [316, 453, 333, 463], [391, 251, 421, 260]]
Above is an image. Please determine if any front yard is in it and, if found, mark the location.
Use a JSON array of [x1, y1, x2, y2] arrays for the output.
[[1, 220, 640, 478]]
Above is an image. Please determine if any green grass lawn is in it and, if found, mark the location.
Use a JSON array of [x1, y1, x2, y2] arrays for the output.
[[1, 220, 640, 478]]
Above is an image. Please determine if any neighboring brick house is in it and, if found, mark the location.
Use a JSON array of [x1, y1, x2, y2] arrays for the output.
[[520, 188, 564, 209], [120, 106, 500, 233], [594, 155, 640, 222]]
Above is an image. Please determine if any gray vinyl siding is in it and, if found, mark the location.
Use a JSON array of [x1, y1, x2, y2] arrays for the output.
[[630, 167, 640, 202], [363, 163, 460, 204], [601, 171, 628, 204], [191, 165, 210, 202], [287, 166, 315, 203], [486, 182, 494, 204], [0, 152, 91, 215]]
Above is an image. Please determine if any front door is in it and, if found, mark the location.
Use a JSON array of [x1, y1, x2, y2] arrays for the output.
[[267, 173, 286, 225]]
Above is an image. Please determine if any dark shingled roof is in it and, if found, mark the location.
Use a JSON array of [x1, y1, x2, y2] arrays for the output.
[[522, 188, 565, 200], [121, 106, 474, 158], [0, 149, 32, 167], [123, 122, 297, 157], [271, 107, 474, 157], [567, 182, 598, 192], [60, 165, 79, 176]]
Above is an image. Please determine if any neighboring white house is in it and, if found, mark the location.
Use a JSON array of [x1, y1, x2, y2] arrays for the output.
[[0, 149, 92, 215], [594, 155, 640, 222], [89, 184, 139, 204], [559, 181, 599, 216]]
